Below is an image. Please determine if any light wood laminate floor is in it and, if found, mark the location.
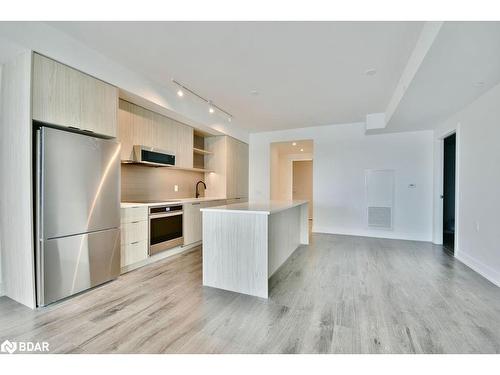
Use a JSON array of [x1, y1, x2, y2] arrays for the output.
[[1, 233, 500, 353]]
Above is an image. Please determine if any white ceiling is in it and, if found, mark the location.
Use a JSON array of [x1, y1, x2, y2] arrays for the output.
[[48, 21, 423, 133], [385, 21, 500, 132]]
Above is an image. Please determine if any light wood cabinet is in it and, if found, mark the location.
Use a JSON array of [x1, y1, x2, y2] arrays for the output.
[[121, 220, 148, 244], [226, 197, 248, 205], [118, 99, 194, 168], [205, 136, 248, 199], [32, 53, 118, 137], [120, 205, 148, 223], [120, 206, 148, 269], [183, 200, 227, 246], [121, 241, 148, 268], [183, 202, 202, 245], [226, 136, 249, 199]]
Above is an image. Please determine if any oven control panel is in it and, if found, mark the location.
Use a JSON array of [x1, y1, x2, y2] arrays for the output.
[[150, 205, 183, 215]]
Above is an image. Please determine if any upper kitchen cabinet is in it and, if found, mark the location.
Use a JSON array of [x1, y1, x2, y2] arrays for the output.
[[118, 99, 194, 169], [32, 53, 118, 138], [205, 135, 248, 199], [226, 136, 249, 199]]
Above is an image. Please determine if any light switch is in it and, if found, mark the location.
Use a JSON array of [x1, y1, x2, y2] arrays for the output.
[[174, 185, 179, 192]]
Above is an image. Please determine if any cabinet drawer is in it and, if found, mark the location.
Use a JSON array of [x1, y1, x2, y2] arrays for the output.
[[121, 206, 148, 223], [121, 220, 148, 245], [120, 240, 148, 268]]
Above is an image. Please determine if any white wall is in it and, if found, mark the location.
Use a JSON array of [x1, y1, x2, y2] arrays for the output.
[[434, 82, 500, 286], [270, 145, 280, 200], [250, 123, 434, 241]]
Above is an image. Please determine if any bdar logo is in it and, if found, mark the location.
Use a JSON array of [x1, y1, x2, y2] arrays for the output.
[[1, 340, 17, 354]]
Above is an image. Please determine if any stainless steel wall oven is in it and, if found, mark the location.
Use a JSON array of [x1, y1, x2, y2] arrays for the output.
[[149, 204, 184, 255]]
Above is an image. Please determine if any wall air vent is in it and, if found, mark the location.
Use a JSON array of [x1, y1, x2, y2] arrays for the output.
[[368, 206, 392, 229], [365, 169, 394, 230]]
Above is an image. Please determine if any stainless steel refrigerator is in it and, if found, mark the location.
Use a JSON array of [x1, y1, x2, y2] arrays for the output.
[[36, 126, 121, 306]]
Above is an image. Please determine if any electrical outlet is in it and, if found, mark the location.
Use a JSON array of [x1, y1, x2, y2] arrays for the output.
[[174, 185, 179, 192]]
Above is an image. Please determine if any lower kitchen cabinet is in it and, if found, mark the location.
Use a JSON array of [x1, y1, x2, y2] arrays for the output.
[[183, 199, 227, 246], [121, 220, 148, 244], [121, 240, 148, 268], [120, 206, 148, 269], [183, 202, 202, 245], [120, 200, 230, 268]]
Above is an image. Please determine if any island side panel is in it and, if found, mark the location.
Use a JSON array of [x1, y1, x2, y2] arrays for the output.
[[202, 211, 269, 298], [300, 202, 309, 245], [268, 205, 302, 277]]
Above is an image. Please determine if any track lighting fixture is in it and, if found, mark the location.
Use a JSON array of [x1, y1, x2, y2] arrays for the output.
[[172, 79, 233, 123]]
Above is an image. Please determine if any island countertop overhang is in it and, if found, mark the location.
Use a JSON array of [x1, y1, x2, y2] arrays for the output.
[[200, 200, 308, 215]]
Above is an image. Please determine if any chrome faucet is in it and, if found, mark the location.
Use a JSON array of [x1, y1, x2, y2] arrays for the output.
[[195, 180, 207, 198]]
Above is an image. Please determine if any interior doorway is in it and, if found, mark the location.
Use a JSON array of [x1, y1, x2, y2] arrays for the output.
[[293, 160, 313, 219], [270, 139, 314, 223], [442, 133, 456, 254]]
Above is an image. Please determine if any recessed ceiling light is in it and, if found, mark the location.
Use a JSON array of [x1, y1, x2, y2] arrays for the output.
[[300, 148, 304, 152], [292, 142, 297, 146], [365, 68, 377, 76], [209, 107, 215, 114], [177, 89, 184, 97]]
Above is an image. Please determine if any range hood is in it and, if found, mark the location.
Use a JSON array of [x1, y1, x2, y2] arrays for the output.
[[133, 145, 176, 167]]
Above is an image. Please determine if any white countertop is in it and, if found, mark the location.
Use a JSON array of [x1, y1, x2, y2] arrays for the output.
[[200, 200, 308, 215], [121, 197, 226, 208]]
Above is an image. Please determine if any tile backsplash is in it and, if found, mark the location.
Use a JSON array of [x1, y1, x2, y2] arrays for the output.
[[121, 164, 205, 202]]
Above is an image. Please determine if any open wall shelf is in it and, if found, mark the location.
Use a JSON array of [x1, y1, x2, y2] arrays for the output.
[[193, 147, 213, 155], [193, 131, 213, 171]]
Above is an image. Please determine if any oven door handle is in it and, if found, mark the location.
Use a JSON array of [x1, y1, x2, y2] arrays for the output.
[[150, 211, 183, 219]]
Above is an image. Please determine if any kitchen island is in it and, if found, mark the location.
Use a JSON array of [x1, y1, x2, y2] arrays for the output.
[[201, 200, 309, 298]]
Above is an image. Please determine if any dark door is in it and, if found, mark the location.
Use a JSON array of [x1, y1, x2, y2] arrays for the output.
[[443, 133, 456, 253]]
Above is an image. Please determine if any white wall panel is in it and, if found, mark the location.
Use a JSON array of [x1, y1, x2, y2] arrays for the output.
[[250, 123, 434, 241]]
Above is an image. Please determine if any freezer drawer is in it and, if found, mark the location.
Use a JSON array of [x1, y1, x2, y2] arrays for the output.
[[40, 126, 120, 239], [38, 228, 120, 306]]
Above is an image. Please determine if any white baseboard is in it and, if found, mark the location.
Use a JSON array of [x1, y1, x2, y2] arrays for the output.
[[455, 251, 500, 287], [312, 226, 431, 242], [121, 241, 201, 274]]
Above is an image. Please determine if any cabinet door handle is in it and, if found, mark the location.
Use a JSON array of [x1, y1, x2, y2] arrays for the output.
[[131, 220, 141, 223], [192, 202, 201, 205], [130, 241, 140, 245]]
